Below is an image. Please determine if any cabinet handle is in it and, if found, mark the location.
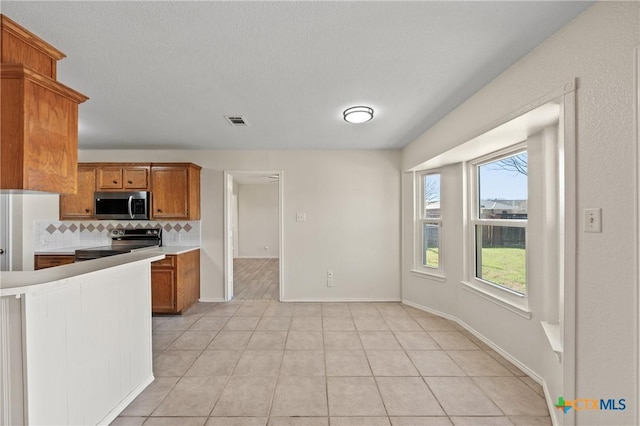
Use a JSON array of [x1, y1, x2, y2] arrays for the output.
[[127, 180, 133, 184], [85, 208, 90, 213], [112, 180, 118, 184], [157, 209, 162, 213]]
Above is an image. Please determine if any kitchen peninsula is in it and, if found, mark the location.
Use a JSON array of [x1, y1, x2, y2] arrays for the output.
[[34, 245, 201, 314], [0, 251, 164, 425]]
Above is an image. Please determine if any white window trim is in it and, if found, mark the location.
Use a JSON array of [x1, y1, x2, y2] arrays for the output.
[[413, 169, 444, 280], [465, 143, 529, 312]]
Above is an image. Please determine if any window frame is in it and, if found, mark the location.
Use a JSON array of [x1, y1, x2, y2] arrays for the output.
[[413, 170, 444, 280], [465, 143, 530, 313]]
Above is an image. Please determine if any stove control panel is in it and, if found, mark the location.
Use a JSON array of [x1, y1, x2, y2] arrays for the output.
[[108, 228, 162, 241]]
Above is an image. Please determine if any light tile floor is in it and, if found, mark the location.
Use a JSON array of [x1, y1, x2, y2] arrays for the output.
[[111, 301, 551, 426]]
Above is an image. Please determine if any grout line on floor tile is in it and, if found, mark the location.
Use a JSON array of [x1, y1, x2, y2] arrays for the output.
[[121, 301, 551, 425]]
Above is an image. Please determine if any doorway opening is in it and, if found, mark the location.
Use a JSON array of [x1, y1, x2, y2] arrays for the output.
[[224, 170, 283, 301]]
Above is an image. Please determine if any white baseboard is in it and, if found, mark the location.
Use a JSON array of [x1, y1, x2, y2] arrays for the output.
[[403, 298, 564, 425], [541, 375, 560, 426], [199, 297, 401, 303], [401, 299, 558, 424], [235, 256, 279, 259], [401, 299, 458, 322], [401, 299, 543, 383], [283, 298, 401, 303], [199, 298, 226, 303], [99, 374, 154, 425]]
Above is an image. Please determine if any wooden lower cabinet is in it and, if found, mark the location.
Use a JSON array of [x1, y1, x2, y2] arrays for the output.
[[151, 249, 200, 314], [34, 254, 75, 270]]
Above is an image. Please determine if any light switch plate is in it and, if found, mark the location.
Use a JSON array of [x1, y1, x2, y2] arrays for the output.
[[584, 208, 602, 233]]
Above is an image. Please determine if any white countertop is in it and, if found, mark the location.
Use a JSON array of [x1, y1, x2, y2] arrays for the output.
[[34, 245, 200, 256], [1, 251, 166, 296], [34, 247, 83, 255], [153, 246, 199, 255]]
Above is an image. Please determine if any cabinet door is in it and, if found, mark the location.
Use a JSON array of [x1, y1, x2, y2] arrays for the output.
[[123, 168, 149, 189], [98, 168, 123, 189], [175, 249, 200, 313], [151, 167, 189, 219], [59, 167, 96, 219], [151, 267, 176, 313]]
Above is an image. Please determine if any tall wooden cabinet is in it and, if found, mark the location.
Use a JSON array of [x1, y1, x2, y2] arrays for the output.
[[151, 163, 201, 220], [151, 250, 200, 314], [1, 15, 88, 193]]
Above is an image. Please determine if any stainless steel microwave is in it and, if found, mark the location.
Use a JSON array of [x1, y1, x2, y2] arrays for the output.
[[94, 191, 150, 220]]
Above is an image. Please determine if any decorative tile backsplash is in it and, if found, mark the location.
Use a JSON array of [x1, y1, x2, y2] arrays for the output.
[[35, 220, 200, 250]]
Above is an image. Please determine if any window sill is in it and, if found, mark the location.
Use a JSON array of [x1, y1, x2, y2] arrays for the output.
[[411, 269, 446, 282], [460, 280, 532, 319], [540, 321, 563, 362]]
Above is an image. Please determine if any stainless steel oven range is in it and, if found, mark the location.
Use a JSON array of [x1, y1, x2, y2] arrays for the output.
[[74, 228, 162, 261]]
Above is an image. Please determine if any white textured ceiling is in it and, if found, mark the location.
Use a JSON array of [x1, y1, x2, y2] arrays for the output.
[[2, 1, 592, 150]]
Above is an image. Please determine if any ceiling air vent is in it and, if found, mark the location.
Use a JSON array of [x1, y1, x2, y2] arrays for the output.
[[224, 115, 249, 127]]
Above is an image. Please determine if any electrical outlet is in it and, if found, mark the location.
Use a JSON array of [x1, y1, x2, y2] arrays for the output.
[[327, 270, 334, 287], [584, 208, 602, 233], [296, 212, 306, 222]]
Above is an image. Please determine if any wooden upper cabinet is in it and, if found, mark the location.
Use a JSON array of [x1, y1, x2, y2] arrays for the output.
[[1, 65, 88, 194], [0, 15, 88, 194], [59, 165, 96, 219], [59, 162, 200, 220], [98, 167, 122, 189], [124, 167, 149, 189], [151, 163, 201, 220], [1, 15, 64, 80], [97, 165, 149, 190]]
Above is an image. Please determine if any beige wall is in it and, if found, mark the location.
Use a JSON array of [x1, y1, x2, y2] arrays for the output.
[[401, 2, 639, 425], [19, 150, 402, 302], [237, 183, 279, 258], [13, 4, 638, 423]]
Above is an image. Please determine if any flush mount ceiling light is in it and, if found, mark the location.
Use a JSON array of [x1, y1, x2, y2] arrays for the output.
[[343, 106, 374, 124]]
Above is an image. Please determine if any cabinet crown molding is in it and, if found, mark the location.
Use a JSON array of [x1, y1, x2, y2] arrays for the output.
[[1, 64, 88, 103], [1, 14, 65, 60]]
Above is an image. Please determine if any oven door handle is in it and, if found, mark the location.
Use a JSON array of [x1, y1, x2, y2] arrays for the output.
[[128, 195, 134, 219]]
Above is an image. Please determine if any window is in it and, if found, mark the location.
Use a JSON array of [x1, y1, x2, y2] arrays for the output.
[[415, 171, 442, 275], [471, 148, 527, 296]]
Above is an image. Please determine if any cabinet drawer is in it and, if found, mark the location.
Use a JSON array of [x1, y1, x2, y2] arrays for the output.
[[34, 255, 75, 270], [152, 255, 175, 268]]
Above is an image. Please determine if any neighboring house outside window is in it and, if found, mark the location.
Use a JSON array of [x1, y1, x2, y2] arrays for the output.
[[466, 145, 529, 311]]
